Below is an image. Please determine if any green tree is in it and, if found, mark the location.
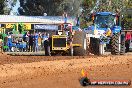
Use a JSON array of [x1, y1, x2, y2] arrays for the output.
[[19, 0, 63, 16], [0, 0, 5, 14], [19, 0, 83, 16], [57, 0, 83, 16]]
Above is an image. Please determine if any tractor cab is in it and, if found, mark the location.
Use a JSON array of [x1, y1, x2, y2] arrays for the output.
[[87, 12, 121, 38], [51, 23, 73, 51], [94, 12, 117, 28], [57, 23, 72, 35], [92, 12, 120, 30]]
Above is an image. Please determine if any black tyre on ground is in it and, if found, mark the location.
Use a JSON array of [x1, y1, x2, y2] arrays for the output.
[[125, 40, 130, 53], [89, 37, 100, 55], [111, 33, 120, 55], [73, 31, 87, 56], [120, 32, 126, 55]]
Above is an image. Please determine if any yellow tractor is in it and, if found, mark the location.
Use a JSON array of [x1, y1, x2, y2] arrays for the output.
[[49, 23, 87, 56]]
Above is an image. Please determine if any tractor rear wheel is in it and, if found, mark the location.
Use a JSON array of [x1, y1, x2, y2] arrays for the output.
[[73, 31, 87, 56], [89, 37, 100, 55], [111, 33, 120, 55], [120, 32, 126, 55]]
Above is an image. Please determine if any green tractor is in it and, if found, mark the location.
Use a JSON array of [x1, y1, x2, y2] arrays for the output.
[[0, 23, 27, 52]]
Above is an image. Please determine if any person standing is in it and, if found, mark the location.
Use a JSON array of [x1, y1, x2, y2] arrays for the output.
[[38, 32, 42, 51], [23, 32, 29, 51], [7, 32, 12, 52], [44, 38, 51, 56], [25, 32, 29, 51], [29, 33, 33, 52], [34, 32, 39, 52]]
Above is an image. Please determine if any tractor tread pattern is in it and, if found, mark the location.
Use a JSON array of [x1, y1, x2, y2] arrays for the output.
[[111, 33, 120, 55]]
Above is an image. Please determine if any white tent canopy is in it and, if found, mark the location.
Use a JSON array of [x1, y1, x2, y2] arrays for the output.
[[0, 15, 76, 25]]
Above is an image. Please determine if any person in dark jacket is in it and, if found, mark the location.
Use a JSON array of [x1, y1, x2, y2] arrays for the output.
[[29, 34, 34, 52], [44, 38, 51, 56]]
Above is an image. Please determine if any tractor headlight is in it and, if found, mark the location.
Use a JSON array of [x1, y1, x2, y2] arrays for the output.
[[94, 29, 98, 35]]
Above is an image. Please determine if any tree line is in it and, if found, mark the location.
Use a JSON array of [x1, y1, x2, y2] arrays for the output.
[[0, 0, 131, 16]]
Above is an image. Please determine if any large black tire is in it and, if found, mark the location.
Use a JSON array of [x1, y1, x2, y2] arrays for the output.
[[73, 31, 87, 56], [111, 33, 120, 55], [120, 32, 126, 55], [89, 37, 100, 55], [125, 40, 130, 53]]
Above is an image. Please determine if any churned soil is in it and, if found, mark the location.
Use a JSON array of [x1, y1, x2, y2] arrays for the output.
[[0, 53, 132, 88]]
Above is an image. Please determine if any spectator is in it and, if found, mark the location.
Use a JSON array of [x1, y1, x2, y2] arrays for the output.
[[44, 38, 51, 56], [29, 33, 34, 52], [7, 32, 12, 52], [23, 32, 29, 51], [42, 33, 47, 49], [38, 32, 42, 51], [26, 34, 29, 51], [34, 32, 39, 52], [43, 32, 48, 41]]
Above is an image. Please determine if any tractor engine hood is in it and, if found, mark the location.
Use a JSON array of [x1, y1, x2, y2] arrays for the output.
[[87, 25, 121, 36]]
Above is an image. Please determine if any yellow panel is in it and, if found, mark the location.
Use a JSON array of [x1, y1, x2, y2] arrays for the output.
[[6, 24, 14, 28], [23, 23, 31, 30], [52, 35, 67, 38], [72, 44, 82, 47]]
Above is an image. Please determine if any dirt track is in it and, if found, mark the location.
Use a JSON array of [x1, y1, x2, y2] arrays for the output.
[[0, 53, 132, 88]]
